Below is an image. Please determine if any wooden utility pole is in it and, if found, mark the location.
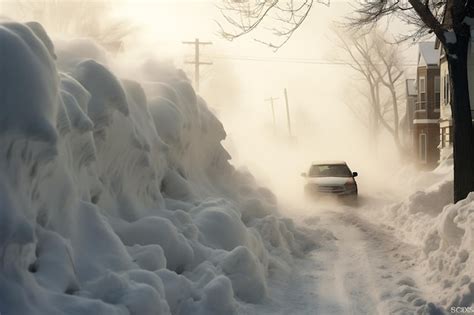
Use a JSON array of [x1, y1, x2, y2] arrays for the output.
[[265, 97, 279, 133], [284, 88, 292, 137], [182, 38, 212, 92]]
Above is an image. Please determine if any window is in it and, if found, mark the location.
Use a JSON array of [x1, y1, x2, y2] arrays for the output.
[[418, 76, 426, 109], [434, 76, 440, 92], [419, 133, 427, 162], [443, 74, 452, 105], [419, 77, 426, 93], [435, 76, 440, 109]]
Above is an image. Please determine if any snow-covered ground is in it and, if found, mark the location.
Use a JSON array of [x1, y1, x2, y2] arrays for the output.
[[0, 18, 472, 315], [245, 159, 471, 315]]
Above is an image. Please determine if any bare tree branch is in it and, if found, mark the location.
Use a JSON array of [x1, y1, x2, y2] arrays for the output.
[[217, 0, 329, 50], [333, 25, 407, 152]]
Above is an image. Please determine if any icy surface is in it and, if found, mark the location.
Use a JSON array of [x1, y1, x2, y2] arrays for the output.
[[0, 20, 316, 315]]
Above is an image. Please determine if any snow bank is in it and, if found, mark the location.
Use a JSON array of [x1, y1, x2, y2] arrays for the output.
[[0, 20, 316, 314], [422, 194, 474, 310], [0, 19, 59, 145], [376, 160, 473, 312]]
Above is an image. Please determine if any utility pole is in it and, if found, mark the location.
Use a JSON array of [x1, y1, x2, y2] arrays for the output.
[[265, 97, 279, 133], [182, 38, 212, 92], [284, 88, 292, 137]]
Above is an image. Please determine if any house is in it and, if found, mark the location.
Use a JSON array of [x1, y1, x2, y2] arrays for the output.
[[403, 78, 417, 150], [437, 41, 453, 160], [436, 36, 474, 161], [413, 42, 440, 168]]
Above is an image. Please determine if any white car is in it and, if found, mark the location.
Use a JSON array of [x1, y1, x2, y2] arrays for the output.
[[301, 161, 358, 199]]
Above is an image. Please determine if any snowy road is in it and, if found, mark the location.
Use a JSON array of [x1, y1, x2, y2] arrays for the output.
[[238, 196, 434, 315]]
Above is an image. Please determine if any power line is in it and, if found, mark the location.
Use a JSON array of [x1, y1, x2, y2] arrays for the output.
[[209, 54, 418, 67]]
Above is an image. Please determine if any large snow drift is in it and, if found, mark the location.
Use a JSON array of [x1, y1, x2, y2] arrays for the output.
[[374, 160, 473, 313], [0, 20, 316, 315]]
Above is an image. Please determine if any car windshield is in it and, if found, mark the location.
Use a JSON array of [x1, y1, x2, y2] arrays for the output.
[[309, 164, 352, 177]]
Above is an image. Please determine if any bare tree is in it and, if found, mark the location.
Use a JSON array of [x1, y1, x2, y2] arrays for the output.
[[334, 27, 406, 155], [218, 0, 328, 50]]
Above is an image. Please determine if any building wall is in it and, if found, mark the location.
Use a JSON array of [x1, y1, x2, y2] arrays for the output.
[[439, 38, 474, 159], [414, 64, 440, 168], [415, 66, 440, 120], [407, 95, 416, 133], [440, 56, 452, 121], [439, 54, 453, 160], [427, 37, 474, 163], [413, 123, 440, 167]]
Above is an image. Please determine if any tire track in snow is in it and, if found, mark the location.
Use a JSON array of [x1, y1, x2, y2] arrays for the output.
[[317, 211, 380, 315], [327, 208, 431, 314], [239, 199, 434, 315]]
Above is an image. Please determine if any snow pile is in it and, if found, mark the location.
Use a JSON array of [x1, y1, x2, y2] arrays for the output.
[[0, 20, 317, 315], [380, 160, 473, 312], [422, 195, 474, 309], [391, 158, 454, 197]]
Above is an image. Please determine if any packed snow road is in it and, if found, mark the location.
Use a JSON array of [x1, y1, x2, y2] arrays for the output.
[[238, 195, 436, 315]]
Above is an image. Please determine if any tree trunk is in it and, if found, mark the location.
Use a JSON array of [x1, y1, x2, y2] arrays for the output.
[[389, 86, 403, 156], [368, 81, 380, 154], [387, 77, 401, 154], [447, 35, 474, 202]]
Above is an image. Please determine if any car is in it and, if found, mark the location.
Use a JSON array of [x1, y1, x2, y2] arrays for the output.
[[301, 161, 358, 200]]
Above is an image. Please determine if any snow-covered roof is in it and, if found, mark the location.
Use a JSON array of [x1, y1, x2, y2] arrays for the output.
[[406, 79, 417, 96], [418, 42, 440, 67], [311, 160, 347, 166]]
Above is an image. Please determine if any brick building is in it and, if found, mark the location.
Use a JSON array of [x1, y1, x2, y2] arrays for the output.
[[413, 42, 440, 168]]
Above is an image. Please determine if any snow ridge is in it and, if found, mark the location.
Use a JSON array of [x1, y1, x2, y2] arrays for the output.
[[382, 161, 474, 313], [0, 20, 315, 315]]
